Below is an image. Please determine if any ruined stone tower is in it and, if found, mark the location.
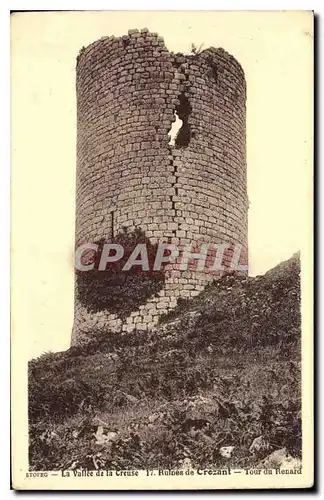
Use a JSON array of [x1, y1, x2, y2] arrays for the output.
[[72, 29, 248, 345]]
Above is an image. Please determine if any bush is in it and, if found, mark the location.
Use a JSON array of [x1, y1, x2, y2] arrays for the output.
[[76, 227, 166, 318]]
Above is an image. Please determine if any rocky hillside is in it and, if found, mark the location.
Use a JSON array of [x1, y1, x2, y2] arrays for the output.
[[29, 253, 301, 471]]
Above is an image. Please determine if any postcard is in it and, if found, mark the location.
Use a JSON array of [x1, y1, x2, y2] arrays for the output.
[[11, 10, 314, 490]]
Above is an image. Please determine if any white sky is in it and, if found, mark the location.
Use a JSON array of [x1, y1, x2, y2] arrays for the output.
[[11, 11, 313, 357]]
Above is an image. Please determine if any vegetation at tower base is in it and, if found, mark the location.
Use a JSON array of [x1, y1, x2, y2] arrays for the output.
[[76, 228, 166, 319], [29, 253, 301, 471]]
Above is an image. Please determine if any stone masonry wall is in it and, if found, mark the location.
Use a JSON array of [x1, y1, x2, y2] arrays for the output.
[[72, 29, 248, 345]]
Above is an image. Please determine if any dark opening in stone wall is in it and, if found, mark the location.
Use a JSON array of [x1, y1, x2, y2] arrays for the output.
[[175, 92, 192, 148]]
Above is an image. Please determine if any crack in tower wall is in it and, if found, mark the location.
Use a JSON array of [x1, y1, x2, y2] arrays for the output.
[[72, 29, 248, 345], [167, 64, 192, 241]]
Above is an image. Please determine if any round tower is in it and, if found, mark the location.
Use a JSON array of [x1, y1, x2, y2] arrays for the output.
[[72, 29, 248, 345]]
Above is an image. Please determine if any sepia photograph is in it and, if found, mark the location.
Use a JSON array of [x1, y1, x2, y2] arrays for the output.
[[11, 9, 313, 490]]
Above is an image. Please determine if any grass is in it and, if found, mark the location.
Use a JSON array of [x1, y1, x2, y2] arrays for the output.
[[29, 253, 301, 471]]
